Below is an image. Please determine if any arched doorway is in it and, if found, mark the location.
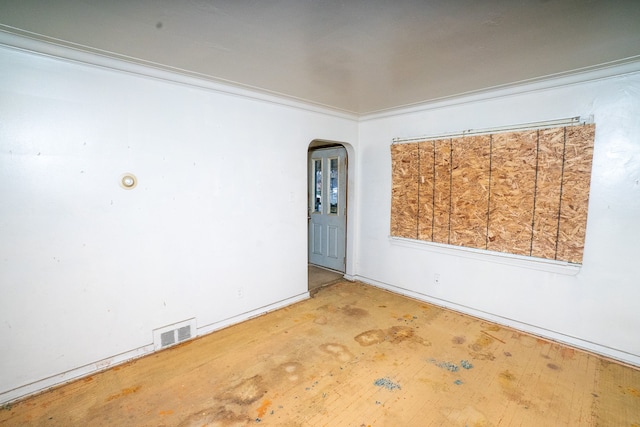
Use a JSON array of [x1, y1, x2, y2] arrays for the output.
[[308, 141, 349, 291]]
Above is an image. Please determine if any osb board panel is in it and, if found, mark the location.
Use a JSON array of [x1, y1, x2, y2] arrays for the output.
[[418, 141, 435, 241], [487, 131, 538, 256], [390, 143, 419, 239], [450, 135, 491, 249], [391, 124, 594, 263], [531, 127, 565, 260], [433, 139, 452, 244], [556, 124, 595, 263]]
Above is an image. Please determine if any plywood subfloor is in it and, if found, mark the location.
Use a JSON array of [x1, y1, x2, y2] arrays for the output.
[[1, 281, 639, 426]]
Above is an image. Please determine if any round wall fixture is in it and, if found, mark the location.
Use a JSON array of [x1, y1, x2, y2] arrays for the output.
[[120, 173, 137, 190]]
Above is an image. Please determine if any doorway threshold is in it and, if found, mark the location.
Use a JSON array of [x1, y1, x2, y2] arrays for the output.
[[308, 264, 344, 294]]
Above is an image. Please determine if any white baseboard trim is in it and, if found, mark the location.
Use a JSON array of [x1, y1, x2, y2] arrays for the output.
[[0, 291, 310, 405], [0, 344, 155, 406], [197, 291, 310, 336], [354, 275, 640, 368]]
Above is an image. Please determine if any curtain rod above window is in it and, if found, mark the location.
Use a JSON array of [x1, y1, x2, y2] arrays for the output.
[[392, 115, 594, 144]]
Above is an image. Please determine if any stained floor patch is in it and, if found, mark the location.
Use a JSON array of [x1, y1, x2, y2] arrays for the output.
[[354, 326, 430, 347], [177, 405, 250, 427], [470, 334, 494, 351], [468, 332, 497, 360], [340, 305, 369, 318], [354, 329, 386, 346], [418, 304, 445, 322], [452, 336, 466, 344], [220, 375, 267, 405], [497, 370, 533, 408], [279, 362, 303, 382], [313, 315, 327, 325], [320, 343, 353, 362]]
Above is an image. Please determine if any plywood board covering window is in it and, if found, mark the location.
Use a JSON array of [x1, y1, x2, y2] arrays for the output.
[[390, 124, 595, 264]]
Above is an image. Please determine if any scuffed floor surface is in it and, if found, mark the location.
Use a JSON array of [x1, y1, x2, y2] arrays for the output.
[[1, 281, 639, 426]]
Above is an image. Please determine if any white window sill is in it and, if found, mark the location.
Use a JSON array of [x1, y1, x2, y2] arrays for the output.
[[389, 236, 581, 276]]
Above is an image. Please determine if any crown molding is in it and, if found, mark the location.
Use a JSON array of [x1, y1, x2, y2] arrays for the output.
[[0, 28, 359, 121], [2, 27, 639, 124], [360, 56, 640, 121]]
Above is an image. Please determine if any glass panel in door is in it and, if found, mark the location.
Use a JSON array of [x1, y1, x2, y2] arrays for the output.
[[329, 157, 339, 215], [313, 159, 322, 213]]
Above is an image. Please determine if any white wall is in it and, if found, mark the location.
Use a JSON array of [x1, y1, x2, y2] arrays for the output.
[[2, 34, 639, 405], [356, 69, 640, 366], [0, 43, 358, 402]]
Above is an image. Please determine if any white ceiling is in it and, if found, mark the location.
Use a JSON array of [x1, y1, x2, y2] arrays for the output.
[[1, 0, 639, 115]]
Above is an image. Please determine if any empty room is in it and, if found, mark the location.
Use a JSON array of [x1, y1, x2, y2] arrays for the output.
[[1, 1, 640, 425]]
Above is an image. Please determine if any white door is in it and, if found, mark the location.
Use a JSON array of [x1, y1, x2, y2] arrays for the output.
[[308, 147, 347, 272]]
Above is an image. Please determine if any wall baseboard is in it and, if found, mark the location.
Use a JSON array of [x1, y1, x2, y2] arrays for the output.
[[0, 291, 310, 405], [354, 275, 640, 368], [196, 292, 310, 336], [0, 345, 155, 406]]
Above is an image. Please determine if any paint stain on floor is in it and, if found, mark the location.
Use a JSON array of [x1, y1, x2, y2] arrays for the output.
[[623, 387, 640, 398], [256, 399, 272, 418], [429, 359, 460, 372], [374, 377, 401, 391], [105, 385, 141, 402], [461, 360, 473, 369]]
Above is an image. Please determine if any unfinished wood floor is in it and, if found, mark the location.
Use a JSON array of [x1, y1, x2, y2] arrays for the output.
[[308, 264, 343, 294], [2, 281, 639, 426]]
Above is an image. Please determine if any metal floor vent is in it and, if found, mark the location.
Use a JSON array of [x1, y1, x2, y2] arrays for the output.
[[153, 318, 196, 350]]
